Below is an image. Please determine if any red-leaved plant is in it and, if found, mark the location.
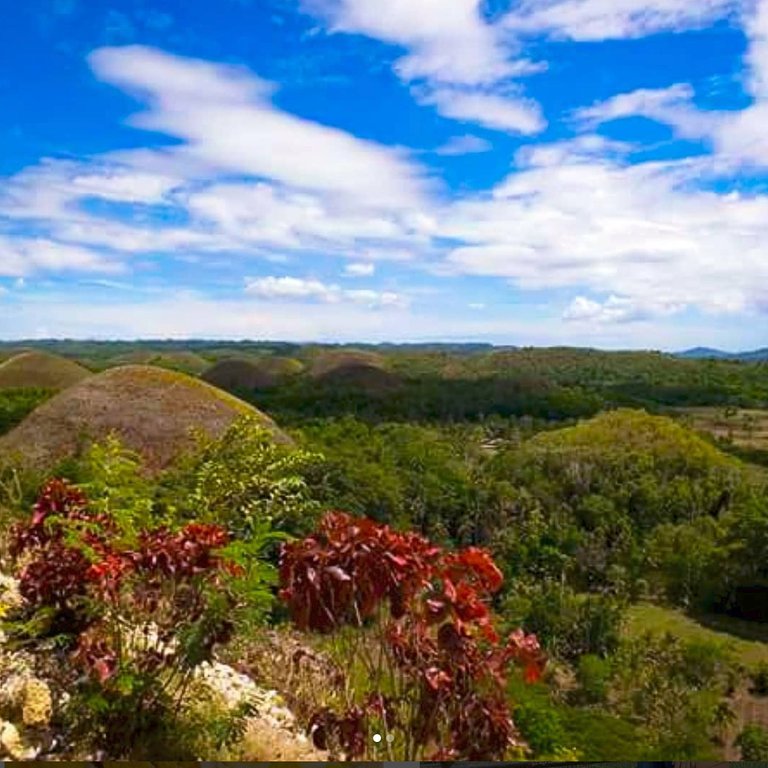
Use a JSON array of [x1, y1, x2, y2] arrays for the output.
[[279, 511, 545, 761], [8, 478, 246, 756]]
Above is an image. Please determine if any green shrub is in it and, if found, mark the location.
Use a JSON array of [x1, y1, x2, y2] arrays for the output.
[[576, 654, 611, 704], [513, 700, 569, 757], [4, 439, 278, 759], [737, 723, 768, 760]]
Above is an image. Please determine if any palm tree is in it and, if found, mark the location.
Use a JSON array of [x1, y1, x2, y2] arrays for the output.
[[710, 700, 737, 745]]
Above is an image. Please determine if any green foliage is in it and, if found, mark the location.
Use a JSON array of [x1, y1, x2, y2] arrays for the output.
[[76, 435, 159, 538], [558, 707, 646, 760], [737, 723, 768, 760], [503, 583, 625, 662], [609, 631, 732, 758], [750, 662, 768, 695], [4, 437, 281, 759], [647, 517, 725, 608], [298, 417, 482, 540], [513, 699, 570, 757], [166, 416, 323, 539], [0, 387, 54, 434], [576, 653, 611, 704]]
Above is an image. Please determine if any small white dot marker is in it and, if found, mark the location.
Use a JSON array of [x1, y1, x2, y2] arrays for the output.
[[372, 733, 382, 743], [386, 733, 395, 743]]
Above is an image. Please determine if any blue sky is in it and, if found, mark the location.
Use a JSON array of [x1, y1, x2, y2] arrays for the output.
[[0, 0, 766, 349]]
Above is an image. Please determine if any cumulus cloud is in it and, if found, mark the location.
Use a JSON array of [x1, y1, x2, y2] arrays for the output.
[[419, 87, 546, 135], [70, 171, 181, 204], [440, 137, 768, 318], [504, 0, 740, 41], [244, 276, 405, 307], [574, 84, 721, 140], [304, 0, 517, 86], [304, 0, 547, 135], [0, 236, 120, 277], [563, 295, 686, 324], [570, 1, 768, 168], [344, 262, 376, 277]]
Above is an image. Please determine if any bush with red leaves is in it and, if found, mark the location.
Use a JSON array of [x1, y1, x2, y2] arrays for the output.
[[279, 512, 545, 761], [7, 478, 250, 757]]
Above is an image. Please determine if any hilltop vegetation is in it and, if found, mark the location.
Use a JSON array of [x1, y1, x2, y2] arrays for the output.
[[1, 342, 767, 760]]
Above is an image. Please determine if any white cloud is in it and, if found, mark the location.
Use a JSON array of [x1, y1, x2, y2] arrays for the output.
[[3, 289, 756, 350], [304, 0, 547, 135], [305, 0, 517, 86], [420, 87, 546, 135], [185, 182, 427, 253], [244, 276, 406, 307], [504, 0, 740, 41], [574, 84, 721, 140], [71, 171, 181, 204], [0, 48, 439, 276], [0, 237, 120, 278], [344, 262, 376, 276], [436, 135, 493, 156], [563, 295, 686, 324], [747, 0, 768, 98], [89, 46, 431, 209], [440, 139, 768, 318], [569, 1, 768, 168], [246, 276, 336, 301]]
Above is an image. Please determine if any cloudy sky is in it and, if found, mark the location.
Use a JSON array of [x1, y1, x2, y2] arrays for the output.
[[1, 0, 767, 349]]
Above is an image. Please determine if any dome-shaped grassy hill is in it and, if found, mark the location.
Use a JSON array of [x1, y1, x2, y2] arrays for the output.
[[107, 351, 210, 376], [529, 408, 734, 459], [202, 357, 304, 392], [514, 409, 742, 491], [314, 363, 403, 394], [0, 351, 91, 390], [0, 365, 290, 472], [306, 350, 401, 394], [493, 409, 745, 532], [307, 349, 387, 379]]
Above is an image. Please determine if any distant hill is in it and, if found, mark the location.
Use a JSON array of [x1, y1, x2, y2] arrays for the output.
[[0, 351, 91, 390], [307, 349, 388, 379], [677, 347, 768, 361], [107, 350, 210, 376], [202, 357, 304, 392], [0, 365, 290, 472]]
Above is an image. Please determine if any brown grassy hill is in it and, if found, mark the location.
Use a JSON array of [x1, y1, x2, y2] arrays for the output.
[[307, 349, 387, 379], [0, 351, 91, 390], [0, 365, 290, 472], [315, 363, 403, 395], [203, 357, 304, 392], [107, 351, 210, 376]]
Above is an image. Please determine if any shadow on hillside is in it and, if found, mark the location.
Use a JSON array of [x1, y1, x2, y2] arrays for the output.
[[693, 610, 768, 645]]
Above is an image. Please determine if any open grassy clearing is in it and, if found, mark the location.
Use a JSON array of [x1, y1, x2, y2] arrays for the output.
[[626, 603, 768, 669], [675, 407, 768, 450]]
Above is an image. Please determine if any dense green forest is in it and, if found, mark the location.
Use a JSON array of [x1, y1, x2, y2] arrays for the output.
[[1, 342, 767, 760]]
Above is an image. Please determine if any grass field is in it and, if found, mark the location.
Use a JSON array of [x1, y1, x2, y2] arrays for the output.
[[626, 603, 768, 669], [675, 407, 768, 450]]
